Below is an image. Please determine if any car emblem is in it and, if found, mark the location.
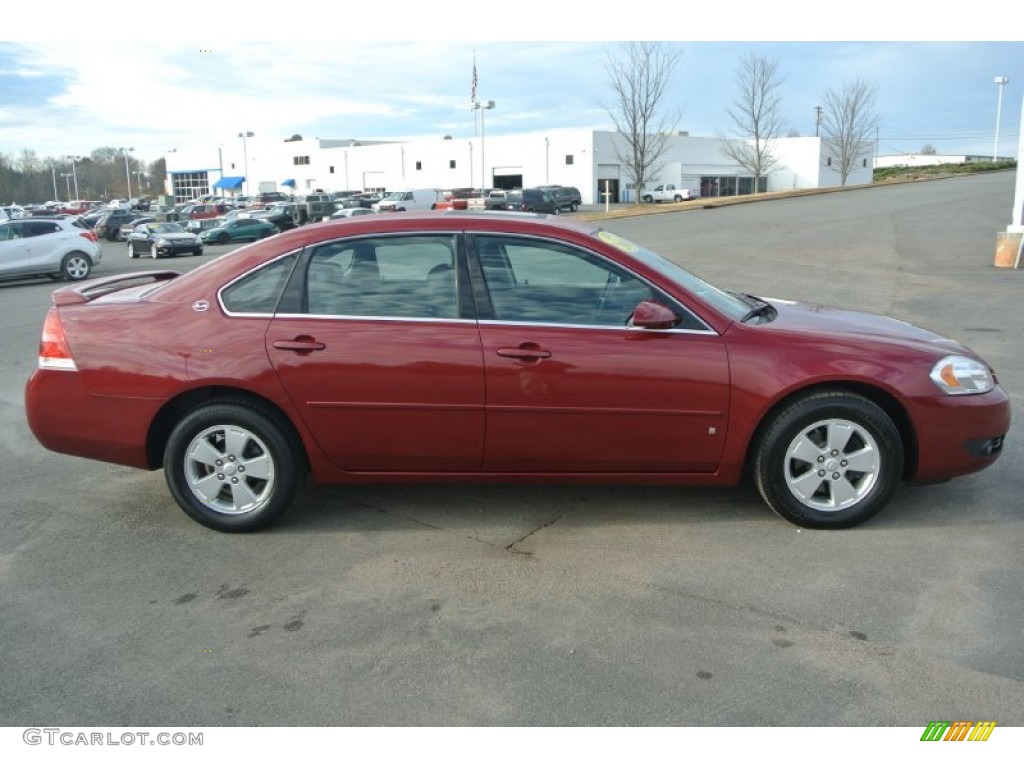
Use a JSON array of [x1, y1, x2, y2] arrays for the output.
[[192, 300, 210, 312]]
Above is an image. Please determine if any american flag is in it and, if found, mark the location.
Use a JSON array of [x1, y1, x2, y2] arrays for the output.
[[471, 55, 478, 104]]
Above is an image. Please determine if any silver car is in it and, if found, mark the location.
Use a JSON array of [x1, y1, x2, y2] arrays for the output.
[[0, 216, 103, 282]]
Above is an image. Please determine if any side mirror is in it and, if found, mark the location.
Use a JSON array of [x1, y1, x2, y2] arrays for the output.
[[629, 299, 678, 330]]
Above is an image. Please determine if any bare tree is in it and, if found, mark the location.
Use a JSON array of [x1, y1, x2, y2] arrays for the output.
[[920, 144, 938, 155], [720, 52, 785, 190], [604, 41, 683, 203], [820, 79, 879, 186]]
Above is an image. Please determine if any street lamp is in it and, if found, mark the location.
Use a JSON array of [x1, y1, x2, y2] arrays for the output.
[[118, 147, 135, 200], [134, 170, 146, 196], [994, 76, 1009, 161], [472, 100, 495, 190], [65, 156, 80, 200], [238, 132, 254, 196], [61, 172, 73, 200]]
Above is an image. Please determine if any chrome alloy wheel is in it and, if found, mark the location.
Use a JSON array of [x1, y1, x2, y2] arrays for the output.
[[783, 418, 881, 512], [183, 424, 276, 515]]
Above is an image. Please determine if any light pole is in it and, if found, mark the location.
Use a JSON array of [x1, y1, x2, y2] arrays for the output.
[[118, 147, 134, 200], [472, 100, 495, 190], [51, 166, 58, 201], [65, 156, 80, 200], [994, 76, 1009, 161], [61, 172, 73, 200], [135, 171, 146, 196], [238, 132, 254, 196]]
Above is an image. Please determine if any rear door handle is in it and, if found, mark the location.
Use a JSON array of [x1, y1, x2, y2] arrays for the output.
[[272, 336, 326, 353], [496, 345, 551, 361]]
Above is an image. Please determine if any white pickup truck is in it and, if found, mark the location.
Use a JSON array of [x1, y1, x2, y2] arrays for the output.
[[641, 184, 699, 203]]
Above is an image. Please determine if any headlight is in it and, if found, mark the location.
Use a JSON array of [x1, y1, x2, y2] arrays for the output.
[[155, 238, 169, 246], [929, 355, 995, 395]]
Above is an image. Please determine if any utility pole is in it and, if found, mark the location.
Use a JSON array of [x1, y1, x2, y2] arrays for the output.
[[815, 106, 823, 137]]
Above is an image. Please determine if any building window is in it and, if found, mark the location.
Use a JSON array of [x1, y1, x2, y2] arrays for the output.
[[862, 158, 868, 168], [171, 171, 210, 204], [449, 160, 456, 169], [329, 166, 335, 174], [826, 157, 832, 167], [293, 156, 310, 166], [415, 161, 422, 171], [565, 155, 574, 165]]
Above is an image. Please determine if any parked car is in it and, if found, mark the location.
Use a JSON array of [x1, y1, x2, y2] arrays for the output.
[[372, 188, 441, 213], [200, 217, 278, 244], [483, 189, 508, 210], [504, 188, 561, 214], [182, 203, 232, 220], [538, 185, 582, 212], [126, 221, 204, 258], [0, 216, 101, 281], [642, 184, 698, 203], [251, 203, 300, 230], [184, 217, 226, 236], [118, 216, 155, 240], [329, 207, 377, 219], [24, 213, 1009, 533], [93, 210, 137, 241]]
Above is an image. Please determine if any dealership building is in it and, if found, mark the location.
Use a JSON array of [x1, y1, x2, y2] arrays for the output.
[[162, 129, 874, 205]]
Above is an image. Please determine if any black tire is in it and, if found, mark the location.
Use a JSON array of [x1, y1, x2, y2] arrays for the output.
[[60, 252, 92, 281], [193, 247, 203, 256], [642, 195, 653, 203], [752, 391, 903, 529], [127, 242, 137, 259], [151, 243, 159, 259], [217, 232, 230, 245], [673, 195, 683, 202], [571, 203, 578, 212], [553, 207, 561, 215], [163, 402, 302, 532]]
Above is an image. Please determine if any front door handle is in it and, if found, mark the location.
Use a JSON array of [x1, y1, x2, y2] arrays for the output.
[[272, 336, 326, 353]]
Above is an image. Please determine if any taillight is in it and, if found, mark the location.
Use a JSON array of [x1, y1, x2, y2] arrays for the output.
[[39, 308, 77, 370], [80, 231, 98, 243]]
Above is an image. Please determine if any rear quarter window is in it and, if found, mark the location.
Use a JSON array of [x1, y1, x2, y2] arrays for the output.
[[220, 253, 298, 314]]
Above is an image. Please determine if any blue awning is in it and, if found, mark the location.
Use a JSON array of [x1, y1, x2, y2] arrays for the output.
[[281, 178, 296, 187], [213, 176, 245, 190]]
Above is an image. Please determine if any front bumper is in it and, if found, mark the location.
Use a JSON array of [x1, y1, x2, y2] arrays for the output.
[[909, 386, 1011, 482]]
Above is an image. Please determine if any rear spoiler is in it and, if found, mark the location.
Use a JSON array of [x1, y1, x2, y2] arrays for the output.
[[52, 271, 181, 306]]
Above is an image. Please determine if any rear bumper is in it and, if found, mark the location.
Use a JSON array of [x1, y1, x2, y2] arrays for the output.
[[25, 368, 158, 469]]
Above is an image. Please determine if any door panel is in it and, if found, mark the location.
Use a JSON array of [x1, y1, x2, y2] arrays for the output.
[[480, 325, 729, 472]]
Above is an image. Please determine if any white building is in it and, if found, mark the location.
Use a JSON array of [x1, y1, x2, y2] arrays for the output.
[[163, 130, 875, 205]]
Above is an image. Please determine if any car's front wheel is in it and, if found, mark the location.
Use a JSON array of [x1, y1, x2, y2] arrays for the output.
[[60, 252, 92, 281], [163, 402, 302, 532], [217, 232, 230, 245], [151, 243, 159, 259], [753, 391, 903, 529], [127, 242, 137, 259]]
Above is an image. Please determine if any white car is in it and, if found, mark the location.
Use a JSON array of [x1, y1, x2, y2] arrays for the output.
[[0, 216, 102, 281], [329, 207, 378, 219]]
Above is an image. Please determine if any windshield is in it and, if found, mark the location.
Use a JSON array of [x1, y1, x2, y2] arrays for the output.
[[151, 223, 185, 233], [595, 229, 750, 320]]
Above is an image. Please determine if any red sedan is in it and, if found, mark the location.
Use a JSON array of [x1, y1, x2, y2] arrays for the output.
[[25, 213, 1010, 532]]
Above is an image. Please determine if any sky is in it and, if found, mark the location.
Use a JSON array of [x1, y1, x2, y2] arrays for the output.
[[1, 5, 1023, 167]]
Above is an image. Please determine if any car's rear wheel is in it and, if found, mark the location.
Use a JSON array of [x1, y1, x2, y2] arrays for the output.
[[753, 391, 903, 529], [60, 252, 92, 281], [217, 232, 230, 245], [193, 247, 203, 256], [164, 402, 301, 532]]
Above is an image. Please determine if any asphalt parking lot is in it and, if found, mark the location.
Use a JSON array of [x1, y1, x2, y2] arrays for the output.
[[1, 173, 1022, 729]]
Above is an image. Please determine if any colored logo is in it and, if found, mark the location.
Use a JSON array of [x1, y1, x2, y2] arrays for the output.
[[920, 721, 996, 741]]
